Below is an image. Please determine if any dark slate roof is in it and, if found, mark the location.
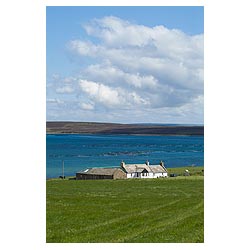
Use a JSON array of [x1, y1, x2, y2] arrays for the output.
[[76, 167, 121, 176], [122, 164, 167, 174]]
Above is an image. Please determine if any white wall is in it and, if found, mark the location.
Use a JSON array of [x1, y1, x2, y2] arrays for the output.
[[154, 172, 168, 178], [126, 172, 168, 178]]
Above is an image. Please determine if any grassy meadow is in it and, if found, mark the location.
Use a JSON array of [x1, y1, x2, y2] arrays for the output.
[[46, 167, 204, 243]]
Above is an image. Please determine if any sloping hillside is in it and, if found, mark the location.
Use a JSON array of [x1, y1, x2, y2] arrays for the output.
[[46, 122, 204, 135]]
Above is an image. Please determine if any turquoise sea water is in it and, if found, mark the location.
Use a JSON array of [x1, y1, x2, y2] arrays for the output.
[[46, 134, 204, 178]]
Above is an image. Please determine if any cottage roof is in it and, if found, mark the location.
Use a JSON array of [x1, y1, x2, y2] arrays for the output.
[[77, 167, 120, 176], [122, 164, 167, 174], [149, 165, 167, 173]]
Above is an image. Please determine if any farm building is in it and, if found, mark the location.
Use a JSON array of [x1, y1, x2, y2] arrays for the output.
[[76, 167, 126, 180], [120, 160, 168, 179]]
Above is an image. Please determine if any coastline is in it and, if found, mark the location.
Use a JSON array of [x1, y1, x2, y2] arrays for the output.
[[46, 133, 203, 137], [46, 166, 204, 180]]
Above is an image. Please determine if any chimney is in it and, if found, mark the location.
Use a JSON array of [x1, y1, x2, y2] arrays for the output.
[[120, 161, 125, 168], [160, 160, 164, 167], [145, 160, 149, 166]]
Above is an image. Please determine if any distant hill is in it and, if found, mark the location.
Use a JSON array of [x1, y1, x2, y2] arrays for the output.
[[46, 121, 204, 136]]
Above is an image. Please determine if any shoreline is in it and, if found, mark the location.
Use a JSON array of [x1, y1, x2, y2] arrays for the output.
[[46, 166, 204, 180], [46, 133, 203, 137]]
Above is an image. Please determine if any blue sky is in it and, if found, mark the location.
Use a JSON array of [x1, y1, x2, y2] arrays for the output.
[[47, 6, 204, 124]]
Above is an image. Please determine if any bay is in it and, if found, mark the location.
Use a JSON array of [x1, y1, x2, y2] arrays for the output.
[[46, 134, 204, 178]]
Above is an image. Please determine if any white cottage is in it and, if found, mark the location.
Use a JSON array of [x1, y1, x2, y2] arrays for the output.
[[120, 160, 168, 179]]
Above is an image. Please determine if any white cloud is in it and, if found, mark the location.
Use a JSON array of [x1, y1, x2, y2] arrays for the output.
[[69, 40, 100, 57], [83, 16, 154, 47], [78, 79, 149, 109], [84, 63, 158, 89], [80, 102, 95, 110], [48, 16, 204, 123], [79, 79, 122, 108], [56, 86, 74, 93], [46, 98, 64, 104], [63, 77, 76, 84], [70, 16, 203, 95]]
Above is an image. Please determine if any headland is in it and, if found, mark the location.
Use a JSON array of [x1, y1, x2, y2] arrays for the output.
[[46, 121, 204, 136]]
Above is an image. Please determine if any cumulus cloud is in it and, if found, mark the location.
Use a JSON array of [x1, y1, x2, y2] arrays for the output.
[[70, 16, 203, 94], [48, 16, 203, 123], [79, 79, 121, 107], [84, 64, 158, 89], [79, 79, 149, 109], [83, 16, 154, 47]]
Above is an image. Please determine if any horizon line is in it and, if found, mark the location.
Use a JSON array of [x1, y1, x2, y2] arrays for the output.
[[46, 120, 204, 126]]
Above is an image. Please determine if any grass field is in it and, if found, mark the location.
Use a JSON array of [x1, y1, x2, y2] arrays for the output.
[[167, 166, 204, 176], [47, 169, 204, 243]]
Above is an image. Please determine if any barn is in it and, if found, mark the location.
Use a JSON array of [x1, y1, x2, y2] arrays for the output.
[[76, 167, 126, 180], [120, 160, 168, 179]]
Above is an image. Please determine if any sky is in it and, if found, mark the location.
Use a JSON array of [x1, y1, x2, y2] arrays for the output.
[[46, 6, 204, 124]]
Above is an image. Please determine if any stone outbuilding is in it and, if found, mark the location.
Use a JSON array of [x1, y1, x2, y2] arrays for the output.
[[76, 167, 126, 180]]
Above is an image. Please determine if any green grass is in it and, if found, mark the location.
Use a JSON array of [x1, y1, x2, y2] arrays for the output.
[[47, 170, 204, 243], [167, 166, 204, 176]]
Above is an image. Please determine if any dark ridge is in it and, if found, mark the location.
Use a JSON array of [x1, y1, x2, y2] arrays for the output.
[[46, 121, 204, 136]]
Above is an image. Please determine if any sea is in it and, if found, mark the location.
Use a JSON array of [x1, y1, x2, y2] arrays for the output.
[[46, 134, 204, 179]]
